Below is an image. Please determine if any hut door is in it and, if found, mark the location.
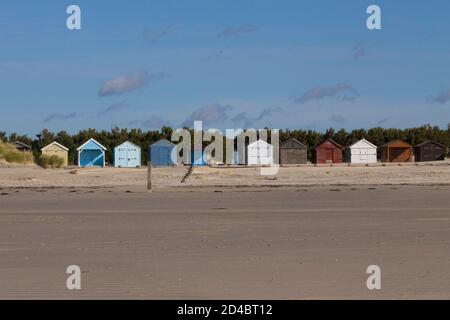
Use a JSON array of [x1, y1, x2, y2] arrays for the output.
[[259, 145, 271, 165], [118, 148, 127, 167], [161, 147, 171, 165], [423, 145, 432, 161], [128, 148, 138, 167], [360, 149, 368, 162], [390, 147, 406, 162], [422, 145, 438, 161], [325, 148, 333, 163]]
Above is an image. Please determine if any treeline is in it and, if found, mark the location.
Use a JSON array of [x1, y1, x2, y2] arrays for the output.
[[1, 124, 450, 165]]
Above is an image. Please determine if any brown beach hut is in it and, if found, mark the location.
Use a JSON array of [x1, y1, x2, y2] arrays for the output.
[[13, 141, 32, 164], [414, 140, 446, 162], [312, 139, 343, 164], [280, 138, 307, 164], [380, 140, 412, 162]]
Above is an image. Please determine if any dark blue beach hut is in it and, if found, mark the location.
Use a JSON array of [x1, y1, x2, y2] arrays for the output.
[[150, 139, 177, 166], [77, 138, 107, 167]]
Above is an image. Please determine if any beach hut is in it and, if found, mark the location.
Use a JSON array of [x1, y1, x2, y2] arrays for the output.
[[414, 140, 446, 162], [114, 141, 141, 167], [380, 140, 412, 163], [13, 141, 32, 164], [150, 139, 177, 166], [13, 141, 31, 152], [191, 148, 207, 166], [41, 142, 69, 166], [233, 150, 244, 165], [76, 138, 106, 167], [345, 138, 377, 164], [247, 139, 273, 165], [312, 139, 343, 164], [280, 138, 307, 165]]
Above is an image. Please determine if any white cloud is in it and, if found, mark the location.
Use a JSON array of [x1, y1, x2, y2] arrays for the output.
[[98, 70, 165, 97]]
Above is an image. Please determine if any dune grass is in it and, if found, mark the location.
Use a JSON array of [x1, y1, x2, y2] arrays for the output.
[[0, 140, 32, 163], [37, 154, 64, 169]]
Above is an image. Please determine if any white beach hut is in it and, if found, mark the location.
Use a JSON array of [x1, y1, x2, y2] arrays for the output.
[[247, 139, 273, 165], [346, 138, 377, 164]]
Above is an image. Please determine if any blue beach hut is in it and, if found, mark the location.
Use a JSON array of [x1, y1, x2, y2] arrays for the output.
[[191, 149, 207, 166], [233, 150, 244, 165], [77, 138, 107, 167], [150, 139, 177, 166], [114, 141, 141, 168]]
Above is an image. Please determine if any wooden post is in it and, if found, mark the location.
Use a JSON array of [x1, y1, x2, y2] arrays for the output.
[[147, 161, 152, 192]]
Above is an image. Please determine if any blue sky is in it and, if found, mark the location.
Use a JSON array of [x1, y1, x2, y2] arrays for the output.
[[1, 0, 450, 135]]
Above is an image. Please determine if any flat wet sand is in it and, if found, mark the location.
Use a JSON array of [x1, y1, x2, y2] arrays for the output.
[[1, 185, 450, 299]]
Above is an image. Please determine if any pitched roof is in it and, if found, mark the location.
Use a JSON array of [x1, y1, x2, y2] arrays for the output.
[[347, 138, 377, 150], [248, 139, 272, 148], [314, 139, 343, 150], [14, 141, 31, 149], [382, 139, 412, 148], [76, 138, 107, 151], [415, 140, 446, 148], [41, 141, 69, 151], [115, 140, 141, 150], [151, 138, 175, 147], [281, 138, 307, 149]]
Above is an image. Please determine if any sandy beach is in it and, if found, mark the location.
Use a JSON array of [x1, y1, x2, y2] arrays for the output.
[[0, 163, 450, 298], [1, 160, 450, 191]]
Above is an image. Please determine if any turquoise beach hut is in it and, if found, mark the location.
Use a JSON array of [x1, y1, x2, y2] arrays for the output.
[[77, 138, 107, 167]]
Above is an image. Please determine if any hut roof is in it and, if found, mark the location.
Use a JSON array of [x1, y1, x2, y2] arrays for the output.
[[115, 141, 141, 150], [76, 138, 107, 151], [347, 138, 377, 150], [281, 138, 307, 149], [382, 140, 412, 148], [314, 139, 343, 150], [41, 141, 69, 152], [151, 138, 175, 147], [248, 139, 272, 148], [14, 141, 31, 150], [415, 140, 446, 148]]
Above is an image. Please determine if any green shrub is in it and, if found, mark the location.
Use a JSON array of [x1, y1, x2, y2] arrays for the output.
[[37, 154, 64, 169], [0, 140, 31, 163]]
